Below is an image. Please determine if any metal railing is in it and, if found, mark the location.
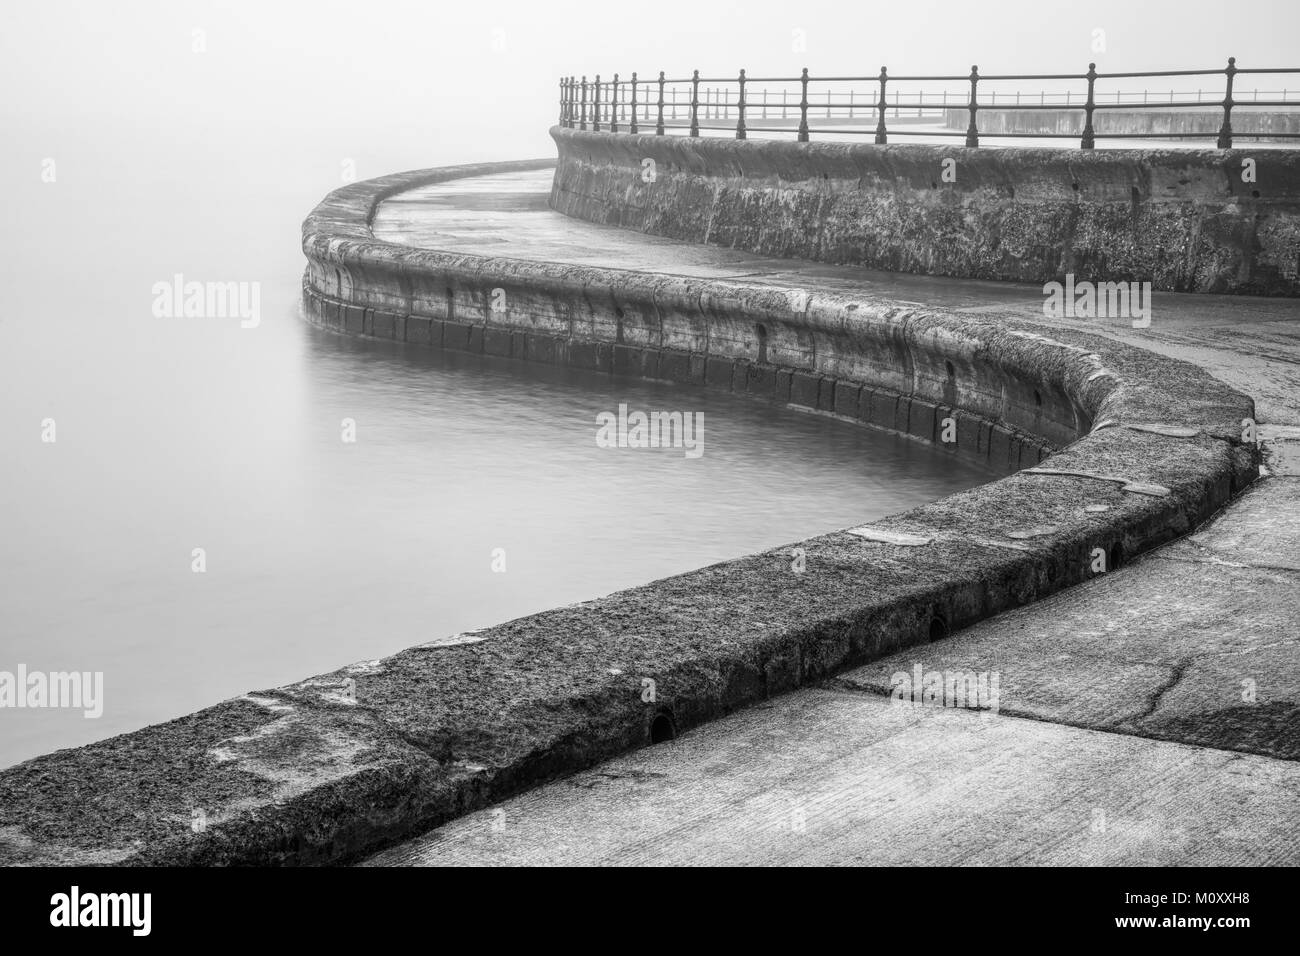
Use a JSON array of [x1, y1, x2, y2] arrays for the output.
[[558, 59, 1300, 148]]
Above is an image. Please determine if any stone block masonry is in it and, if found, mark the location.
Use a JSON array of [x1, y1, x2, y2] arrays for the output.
[[549, 126, 1300, 296]]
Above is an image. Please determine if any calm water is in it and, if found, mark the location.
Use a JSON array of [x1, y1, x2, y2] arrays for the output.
[[0, 118, 995, 770]]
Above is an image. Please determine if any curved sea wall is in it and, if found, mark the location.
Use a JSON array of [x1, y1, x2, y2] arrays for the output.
[[549, 126, 1300, 296], [0, 158, 1259, 867]]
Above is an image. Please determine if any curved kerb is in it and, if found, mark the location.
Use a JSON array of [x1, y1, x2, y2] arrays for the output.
[[0, 158, 1260, 866]]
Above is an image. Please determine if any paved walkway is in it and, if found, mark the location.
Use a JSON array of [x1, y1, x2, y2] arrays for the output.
[[364, 168, 1300, 865]]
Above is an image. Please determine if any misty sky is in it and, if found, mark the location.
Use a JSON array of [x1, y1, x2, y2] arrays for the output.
[[3, 0, 1297, 166]]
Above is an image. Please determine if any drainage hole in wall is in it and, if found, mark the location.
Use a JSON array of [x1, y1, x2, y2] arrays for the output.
[[1252, 189, 1261, 199], [650, 710, 677, 743], [756, 323, 769, 364], [945, 360, 956, 380], [1034, 389, 1042, 408], [928, 616, 949, 642], [1071, 182, 1080, 192], [1109, 542, 1124, 571]]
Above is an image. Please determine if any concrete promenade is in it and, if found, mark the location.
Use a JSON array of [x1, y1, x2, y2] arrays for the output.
[[365, 168, 1300, 865]]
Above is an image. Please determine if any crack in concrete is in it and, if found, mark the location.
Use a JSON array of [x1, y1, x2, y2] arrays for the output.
[[1130, 658, 1192, 724]]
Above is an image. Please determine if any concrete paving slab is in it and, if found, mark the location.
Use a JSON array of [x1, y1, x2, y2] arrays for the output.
[[838, 477, 1300, 760], [363, 687, 1300, 867], [1166, 475, 1300, 570]]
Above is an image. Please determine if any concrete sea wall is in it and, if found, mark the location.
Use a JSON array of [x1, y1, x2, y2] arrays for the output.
[[944, 107, 1300, 139], [0, 158, 1260, 866], [549, 126, 1300, 296]]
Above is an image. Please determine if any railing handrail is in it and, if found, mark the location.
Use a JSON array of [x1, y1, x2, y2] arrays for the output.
[[558, 58, 1300, 149]]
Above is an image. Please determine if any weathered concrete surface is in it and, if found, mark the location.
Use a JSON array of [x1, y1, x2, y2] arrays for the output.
[[363, 169, 1300, 865], [947, 107, 1300, 139], [839, 474, 1300, 761], [550, 126, 1300, 295], [374, 168, 1300, 427], [363, 688, 1300, 867], [0, 160, 1268, 867]]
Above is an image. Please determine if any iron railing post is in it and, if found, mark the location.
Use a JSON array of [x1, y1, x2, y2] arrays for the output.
[[965, 64, 980, 147], [579, 76, 588, 130], [1081, 62, 1097, 148], [690, 70, 700, 136], [630, 72, 639, 134], [798, 67, 810, 141], [1218, 56, 1237, 148], [593, 75, 602, 131], [610, 73, 619, 133], [737, 69, 747, 139], [875, 66, 888, 144], [656, 72, 666, 134]]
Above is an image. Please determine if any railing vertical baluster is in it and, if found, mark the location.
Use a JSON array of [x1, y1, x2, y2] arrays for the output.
[[610, 74, 619, 133], [656, 72, 666, 134], [1217, 56, 1237, 148], [874, 67, 888, 144], [630, 72, 639, 134], [965, 64, 980, 147], [737, 69, 747, 139], [593, 74, 602, 131], [580, 76, 588, 130], [826, 88, 832, 118], [1081, 62, 1097, 149], [690, 70, 701, 136], [798, 68, 810, 141]]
